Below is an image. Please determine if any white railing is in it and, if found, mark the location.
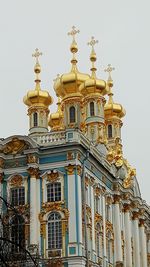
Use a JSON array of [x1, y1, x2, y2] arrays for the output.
[[32, 131, 66, 145]]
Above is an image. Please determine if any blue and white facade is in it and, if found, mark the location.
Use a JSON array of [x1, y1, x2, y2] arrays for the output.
[[0, 33, 150, 267]]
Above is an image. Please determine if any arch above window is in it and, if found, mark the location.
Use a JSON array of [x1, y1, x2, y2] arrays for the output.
[[69, 106, 76, 123], [90, 102, 95, 116], [33, 112, 38, 127]]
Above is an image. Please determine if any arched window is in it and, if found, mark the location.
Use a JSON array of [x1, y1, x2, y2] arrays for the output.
[[96, 223, 103, 258], [47, 182, 61, 202], [108, 124, 112, 138], [48, 212, 62, 250], [69, 106, 76, 123], [11, 215, 25, 253], [90, 102, 95, 116], [106, 231, 113, 264], [11, 187, 25, 206], [33, 112, 38, 127]]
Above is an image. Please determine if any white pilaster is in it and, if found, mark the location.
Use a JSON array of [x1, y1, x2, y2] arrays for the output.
[[132, 211, 140, 267], [139, 219, 147, 267], [91, 183, 95, 253], [28, 167, 38, 246], [113, 195, 123, 264], [102, 189, 107, 267], [124, 204, 132, 267]]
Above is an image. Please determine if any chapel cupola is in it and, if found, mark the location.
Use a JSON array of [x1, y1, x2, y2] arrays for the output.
[[104, 64, 126, 147], [23, 48, 53, 135], [53, 26, 90, 129], [49, 97, 64, 131], [79, 37, 107, 143]]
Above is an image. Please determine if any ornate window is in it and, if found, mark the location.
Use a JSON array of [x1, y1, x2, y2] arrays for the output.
[[48, 212, 62, 250], [95, 196, 99, 213], [11, 215, 25, 253], [33, 112, 38, 127], [108, 124, 112, 138], [96, 223, 103, 258], [11, 187, 25, 206], [106, 231, 114, 264], [69, 106, 76, 123], [90, 102, 95, 116], [47, 182, 61, 202]]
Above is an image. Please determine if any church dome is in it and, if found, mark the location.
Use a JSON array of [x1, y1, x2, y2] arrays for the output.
[[80, 37, 107, 97], [23, 49, 53, 108], [54, 27, 90, 100], [104, 79, 126, 119], [49, 98, 64, 131]]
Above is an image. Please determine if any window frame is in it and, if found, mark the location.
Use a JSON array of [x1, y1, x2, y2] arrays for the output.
[[69, 106, 76, 123], [90, 102, 95, 116], [11, 187, 25, 206], [47, 182, 61, 202], [47, 212, 62, 250], [108, 124, 113, 138], [33, 112, 38, 127]]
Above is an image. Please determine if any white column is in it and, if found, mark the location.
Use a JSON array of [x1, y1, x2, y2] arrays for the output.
[[132, 211, 140, 267], [28, 167, 38, 246], [91, 183, 95, 253], [102, 189, 107, 267], [36, 176, 41, 251], [139, 219, 147, 267], [124, 204, 132, 267], [113, 195, 123, 265]]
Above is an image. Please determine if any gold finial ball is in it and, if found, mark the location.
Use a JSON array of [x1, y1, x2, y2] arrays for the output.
[[70, 42, 78, 53], [34, 63, 41, 74], [107, 79, 113, 88], [90, 52, 97, 62]]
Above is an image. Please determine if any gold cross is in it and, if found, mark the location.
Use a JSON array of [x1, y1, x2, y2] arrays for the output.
[[68, 26, 80, 40], [32, 48, 42, 64], [87, 36, 98, 48], [104, 64, 115, 80]]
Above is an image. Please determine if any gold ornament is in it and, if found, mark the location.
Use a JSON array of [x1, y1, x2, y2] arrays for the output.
[[47, 171, 59, 182], [10, 174, 23, 187]]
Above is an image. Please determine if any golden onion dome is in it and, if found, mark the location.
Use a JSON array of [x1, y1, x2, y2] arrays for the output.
[[80, 37, 107, 97], [23, 48, 53, 108], [54, 26, 90, 100], [49, 97, 64, 130], [104, 65, 126, 119]]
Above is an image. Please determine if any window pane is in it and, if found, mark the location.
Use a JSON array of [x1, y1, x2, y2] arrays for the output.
[[69, 106, 76, 123], [11, 187, 25, 206], [90, 102, 95, 116], [48, 212, 62, 250], [47, 183, 61, 202]]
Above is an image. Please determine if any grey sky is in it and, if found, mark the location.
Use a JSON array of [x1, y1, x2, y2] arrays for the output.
[[0, 0, 149, 203]]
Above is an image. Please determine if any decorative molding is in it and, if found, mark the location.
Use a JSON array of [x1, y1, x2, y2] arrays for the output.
[[10, 174, 23, 187], [65, 164, 75, 175], [27, 167, 39, 178], [0, 158, 4, 168], [47, 170, 59, 183], [0, 137, 28, 155], [27, 154, 38, 164]]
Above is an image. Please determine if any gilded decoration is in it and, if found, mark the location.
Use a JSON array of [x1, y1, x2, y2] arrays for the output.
[[94, 213, 102, 226], [10, 174, 23, 187], [0, 158, 4, 168], [39, 202, 69, 237], [77, 165, 81, 176], [47, 171, 59, 182], [113, 194, 121, 204], [106, 138, 123, 168], [106, 220, 113, 233], [27, 167, 39, 178], [0, 173, 3, 183], [95, 186, 101, 196], [0, 138, 28, 155], [67, 152, 74, 160], [66, 164, 75, 175], [123, 160, 136, 189], [25, 224, 30, 240], [27, 154, 38, 164]]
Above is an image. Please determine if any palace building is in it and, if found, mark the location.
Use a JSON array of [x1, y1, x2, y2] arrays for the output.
[[0, 27, 150, 267]]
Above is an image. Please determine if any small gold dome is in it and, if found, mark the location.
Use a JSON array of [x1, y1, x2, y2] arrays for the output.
[[80, 37, 107, 97], [104, 84, 126, 119], [49, 98, 64, 131], [24, 49, 53, 108]]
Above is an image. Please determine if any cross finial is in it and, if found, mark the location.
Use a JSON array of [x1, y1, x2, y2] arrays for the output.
[[104, 64, 115, 80], [87, 36, 98, 49], [32, 48, 42, 64], [68, 26, 80, 41]]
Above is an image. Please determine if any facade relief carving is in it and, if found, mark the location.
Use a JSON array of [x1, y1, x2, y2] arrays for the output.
[[0, 138, 29, 155]]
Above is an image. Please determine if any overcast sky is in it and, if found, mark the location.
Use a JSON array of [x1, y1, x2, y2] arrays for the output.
[[0, 0, 150, 204]]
